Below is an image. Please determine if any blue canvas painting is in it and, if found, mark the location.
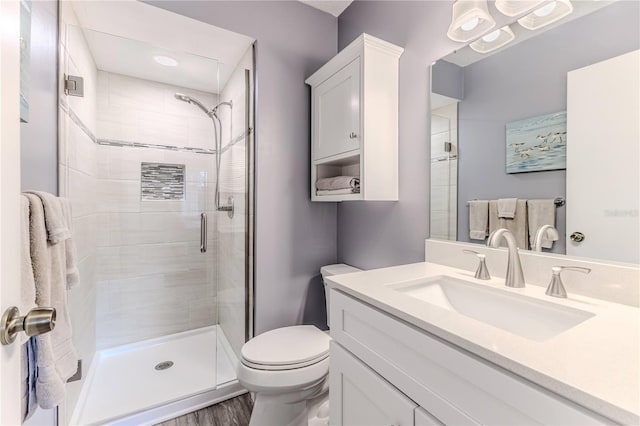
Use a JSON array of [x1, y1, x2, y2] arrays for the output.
[[506, 111, 566, 174]]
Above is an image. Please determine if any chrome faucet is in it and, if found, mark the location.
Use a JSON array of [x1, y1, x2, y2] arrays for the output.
[[487, 228, 525, 288], [533, 225, 559, 252]]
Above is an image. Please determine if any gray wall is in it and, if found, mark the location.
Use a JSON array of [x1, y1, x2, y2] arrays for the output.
[[147, 1, 338, 334], [456, 1, 640, 253], [20, 0, 58, 194], [337, 1, 465, 269], [337, 1, 639, 267]]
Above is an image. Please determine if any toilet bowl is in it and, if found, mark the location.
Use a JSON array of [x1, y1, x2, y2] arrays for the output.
[[237, 264, 361, 426]]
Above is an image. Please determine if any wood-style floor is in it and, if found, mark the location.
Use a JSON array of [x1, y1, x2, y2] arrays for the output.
[[156, 394, 253, 426]]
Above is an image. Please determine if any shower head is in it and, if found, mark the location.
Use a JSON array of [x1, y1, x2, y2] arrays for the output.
[[174, 93, 213, 116]]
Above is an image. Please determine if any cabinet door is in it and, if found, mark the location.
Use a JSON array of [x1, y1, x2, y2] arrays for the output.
[[330, 342, 417, 426], [313, 57, 360, 161]]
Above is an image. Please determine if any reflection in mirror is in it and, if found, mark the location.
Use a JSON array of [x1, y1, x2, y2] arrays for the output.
[[430, 0, 639, 264]]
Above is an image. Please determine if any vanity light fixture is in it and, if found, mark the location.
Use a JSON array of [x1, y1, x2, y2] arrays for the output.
[[494, 0, 547, 17], [469, 25, 515, 53], [446, 0, 496, 43], [518, 0, 574, 30], [153, 55, 178, 67]]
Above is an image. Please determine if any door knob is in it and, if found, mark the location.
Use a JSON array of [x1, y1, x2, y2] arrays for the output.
[[570, 232, 585, 243], [349, 132, 357, 139], [1, 306, 56, 345]]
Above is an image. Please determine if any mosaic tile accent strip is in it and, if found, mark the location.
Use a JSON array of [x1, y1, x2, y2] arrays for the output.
[[141, 162, 186, 200], [98, 139, 215, 155]]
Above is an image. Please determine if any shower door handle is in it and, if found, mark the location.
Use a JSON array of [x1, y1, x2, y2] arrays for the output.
[[200, 213, 207, 253]]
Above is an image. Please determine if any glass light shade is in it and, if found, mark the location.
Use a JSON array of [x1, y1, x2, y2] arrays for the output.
[[469, 25, 515, 53], [518, 0, 573, 30], [447, 0, 496, 43], [494, 0, 547, 17]]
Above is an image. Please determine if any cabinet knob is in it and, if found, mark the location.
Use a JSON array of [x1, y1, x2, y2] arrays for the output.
[[349, 132, 358, 139], [570, 232, 585, 243]]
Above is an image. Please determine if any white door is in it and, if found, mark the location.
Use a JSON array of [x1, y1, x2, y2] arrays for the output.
[[313, 57, 361, 161], [330, 342, 417, 426], [0, 0, 26, 424], [566, 50, 640, 263]]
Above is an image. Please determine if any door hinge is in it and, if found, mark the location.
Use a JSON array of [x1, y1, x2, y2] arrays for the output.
[[64, 75, 84, 97]]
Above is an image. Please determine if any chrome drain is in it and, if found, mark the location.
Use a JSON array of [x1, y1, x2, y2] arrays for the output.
[[154, 361, 174, 371]]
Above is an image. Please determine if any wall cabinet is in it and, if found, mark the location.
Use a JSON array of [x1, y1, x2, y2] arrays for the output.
[[330, 289, 613, 425], [305, 33, 403, 202]]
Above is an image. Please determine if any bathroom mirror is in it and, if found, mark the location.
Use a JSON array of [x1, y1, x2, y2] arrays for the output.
[[429, 0, 639, 264]]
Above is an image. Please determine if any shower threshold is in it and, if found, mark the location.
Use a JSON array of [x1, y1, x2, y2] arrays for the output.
[[70, 325, 245, 425]]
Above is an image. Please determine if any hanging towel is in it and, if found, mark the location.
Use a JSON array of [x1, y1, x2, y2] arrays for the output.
[[20, 196, 38, 420], [24, 193, 78, 409], [497, 198, 518, 219], [527, 199, 557, 249], [315, 176, 359, 191], [468, 200, 489, 240], [20, 195, 36, 340], [60, 198, 80, 288], [489, 199, 529, 249], [24, 191, 71, 244], [21, 338, 38, 421]]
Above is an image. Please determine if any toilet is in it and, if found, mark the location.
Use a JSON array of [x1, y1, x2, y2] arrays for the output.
[[237, 264, 361, 426]]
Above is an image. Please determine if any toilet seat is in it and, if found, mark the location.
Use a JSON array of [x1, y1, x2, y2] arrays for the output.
[[241, 325, 330, 371]]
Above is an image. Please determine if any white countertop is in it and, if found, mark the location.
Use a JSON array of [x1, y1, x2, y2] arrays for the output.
[[327, 262, 640, 424]]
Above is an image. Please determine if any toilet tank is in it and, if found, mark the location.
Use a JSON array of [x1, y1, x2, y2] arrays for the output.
[[320, 264, 361, 328]]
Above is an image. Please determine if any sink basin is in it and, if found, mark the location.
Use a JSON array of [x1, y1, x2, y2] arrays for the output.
[[389, 275, 595, 341]]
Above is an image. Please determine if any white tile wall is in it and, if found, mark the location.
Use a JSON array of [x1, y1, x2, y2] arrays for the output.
[[97, 71, 218, 150], [59, 5, 99, 420], [216, 46, 253, 358], [92, 74, 221, 347]]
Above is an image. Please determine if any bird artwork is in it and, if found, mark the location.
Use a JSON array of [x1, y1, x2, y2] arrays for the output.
[[505, 111, 567, 174]]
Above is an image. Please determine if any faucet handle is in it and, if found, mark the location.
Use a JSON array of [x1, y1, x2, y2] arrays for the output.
[[463, 249, 491, 280], [546, 266, 591, 298]]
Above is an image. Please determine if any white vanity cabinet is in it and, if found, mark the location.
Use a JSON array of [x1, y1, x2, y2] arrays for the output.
[[329, 289, 615, 425], [330, 342, 419, 426], [305, 33, 403, 202]]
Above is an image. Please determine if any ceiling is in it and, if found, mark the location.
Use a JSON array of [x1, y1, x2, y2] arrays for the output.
[[300, 0, 353, 17], [70, 1, 254, 93]]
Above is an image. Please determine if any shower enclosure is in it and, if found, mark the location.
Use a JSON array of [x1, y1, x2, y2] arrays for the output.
[[57, 2, 255, 424]]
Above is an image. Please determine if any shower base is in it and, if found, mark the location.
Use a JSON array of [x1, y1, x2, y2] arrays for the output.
[[70, 325, 245, 425]]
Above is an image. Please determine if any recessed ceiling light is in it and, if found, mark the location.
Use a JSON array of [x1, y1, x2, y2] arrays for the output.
[[153, 55, 178, 67]]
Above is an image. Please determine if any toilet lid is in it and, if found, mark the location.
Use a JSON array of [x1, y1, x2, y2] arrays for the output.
[[241, 325, 330, 370]]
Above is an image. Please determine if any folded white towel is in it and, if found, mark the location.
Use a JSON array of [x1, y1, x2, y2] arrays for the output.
[[24, 193, 78, 409], [316, 176, 359, 191], [489, 200, 529, 249], [468, 200, 489, 240], [317, 188, 360, 196], [497, 198, 518, 219], [527, 199, 557, 249]]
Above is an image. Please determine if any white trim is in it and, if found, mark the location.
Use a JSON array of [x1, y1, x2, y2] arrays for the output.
[[0, 0, 24, 423], [305, 33, 404, 87]]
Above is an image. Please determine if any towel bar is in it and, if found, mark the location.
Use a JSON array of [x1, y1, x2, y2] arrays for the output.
[[466, 197, 565, 207]]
